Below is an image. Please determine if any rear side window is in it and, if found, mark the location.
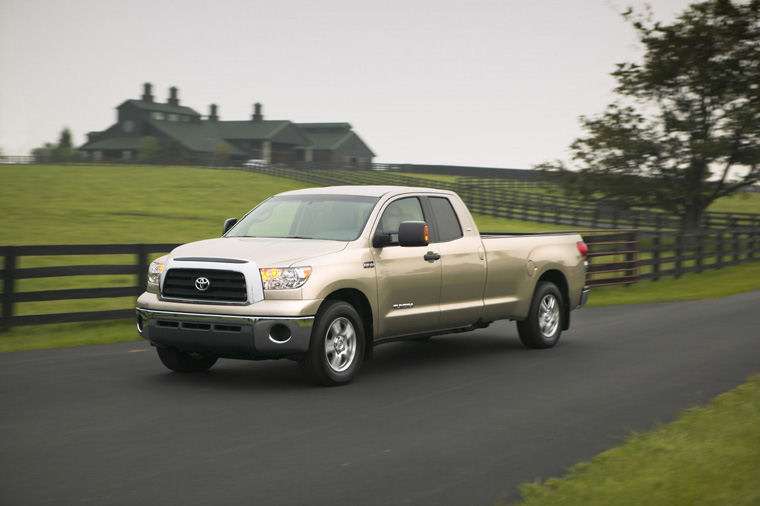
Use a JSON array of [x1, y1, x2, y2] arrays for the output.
[[430, 197, 463, 242]]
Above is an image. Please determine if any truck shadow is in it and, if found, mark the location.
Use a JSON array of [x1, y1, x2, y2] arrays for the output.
[[140, 328, 566, 392]]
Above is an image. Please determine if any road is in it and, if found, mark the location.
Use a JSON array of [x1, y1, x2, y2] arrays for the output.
[[1, 291, 759, 506]]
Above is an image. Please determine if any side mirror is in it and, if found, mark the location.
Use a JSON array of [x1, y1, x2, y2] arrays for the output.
[[399, 221, 429, 247], [222, 217, 238, 235]]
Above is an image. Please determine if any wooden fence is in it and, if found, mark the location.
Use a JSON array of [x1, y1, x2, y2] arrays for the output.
[[0, 243, 178, 330], [1, 233, 639, 330], [639, 228, 760, 280]]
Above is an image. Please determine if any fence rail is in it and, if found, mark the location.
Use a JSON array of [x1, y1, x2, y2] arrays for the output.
[[3, 228, 759, 330], [0, 243, 179, 330]]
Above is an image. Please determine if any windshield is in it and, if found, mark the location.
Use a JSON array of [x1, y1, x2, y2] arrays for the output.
[[226, 194, 379, 241]]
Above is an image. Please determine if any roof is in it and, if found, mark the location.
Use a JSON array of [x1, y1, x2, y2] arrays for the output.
[[79, 136, 141, 151], [277, 185, 449, 198], [211, 120, 292, 140], [119, 99, 201, 117], [296, 122, 352, 130], [303, 131, 355, 150], [147, 120, 247, 155]]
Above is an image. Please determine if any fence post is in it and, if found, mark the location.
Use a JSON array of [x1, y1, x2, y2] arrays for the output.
[[652, 232, 661, 281], [733, 229, 740, 264], [696, 230, 704, 273], [675, 231, 683, 278], [716, 231, 724, 269], [136, 244, 149, 296], [625, 231, 637, 287], [1, 247, 17, 332]]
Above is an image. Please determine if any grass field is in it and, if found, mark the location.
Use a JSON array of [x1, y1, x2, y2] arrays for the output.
[[512, 373, 760, 506]]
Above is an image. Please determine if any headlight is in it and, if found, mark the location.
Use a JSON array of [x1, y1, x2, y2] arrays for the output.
[[260, 266, 311, 290], [147, 261, 164, 292]]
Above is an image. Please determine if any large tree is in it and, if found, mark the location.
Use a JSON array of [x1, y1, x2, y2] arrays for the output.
[[543, 0, 760, 230]]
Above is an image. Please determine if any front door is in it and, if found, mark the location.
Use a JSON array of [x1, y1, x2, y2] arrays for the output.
[[372, 197, 442, 338]]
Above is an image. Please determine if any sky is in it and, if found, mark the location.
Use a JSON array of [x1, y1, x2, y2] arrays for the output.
[[0, 0, 695, 169]]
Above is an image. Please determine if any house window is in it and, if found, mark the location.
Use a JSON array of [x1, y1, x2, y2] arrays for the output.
[[94, 151, 103, 161], [123, 150, 132, 160], [168, 114, 179, 122], [181, 116, 190, 122], [122, 120, 135, 133]]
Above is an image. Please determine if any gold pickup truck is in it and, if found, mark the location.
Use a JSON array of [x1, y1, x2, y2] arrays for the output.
[[136, 186, 590, 385]]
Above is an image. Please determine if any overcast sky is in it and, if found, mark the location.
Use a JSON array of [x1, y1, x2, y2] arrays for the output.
[[0, 0, 694, 168]]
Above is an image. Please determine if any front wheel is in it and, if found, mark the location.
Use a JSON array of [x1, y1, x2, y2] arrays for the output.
[[517, 281, 564, 349], [156, 347, 217, 373], [299, 300, 365, 386]]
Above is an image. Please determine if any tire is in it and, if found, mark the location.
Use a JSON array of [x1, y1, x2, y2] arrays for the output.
[[156, 347, 218, 373], [299, 300, 365, 386], [517, 281, 564, 349]]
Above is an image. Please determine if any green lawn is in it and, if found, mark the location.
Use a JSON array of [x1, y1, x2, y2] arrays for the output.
[[512, 373, 760, 506], [707, 191, 760, 214], [0, 164, 307, 245]]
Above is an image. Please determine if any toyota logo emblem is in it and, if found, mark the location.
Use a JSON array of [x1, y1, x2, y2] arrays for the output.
[[194, 277, 211, 291]]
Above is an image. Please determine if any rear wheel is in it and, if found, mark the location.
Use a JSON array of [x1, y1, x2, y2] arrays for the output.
[[156, 347, 217, 373], [299, 300, 365, 386], [517, 281, 564, 349]]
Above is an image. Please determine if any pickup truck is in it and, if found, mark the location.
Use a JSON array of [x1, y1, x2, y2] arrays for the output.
[[136, 186, 590, 385]]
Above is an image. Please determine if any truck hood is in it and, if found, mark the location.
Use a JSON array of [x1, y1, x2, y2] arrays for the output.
[[168, 237, 349, 266]]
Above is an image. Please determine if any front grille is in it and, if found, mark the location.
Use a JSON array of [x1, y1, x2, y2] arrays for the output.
[[162, 268, 247, 303]]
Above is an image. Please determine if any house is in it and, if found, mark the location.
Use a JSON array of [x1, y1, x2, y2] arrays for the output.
[[79, 83, 375, 166]]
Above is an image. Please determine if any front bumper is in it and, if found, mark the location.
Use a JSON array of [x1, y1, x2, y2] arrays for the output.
[[578, 286, 591, 309], [136, 308, 314, 359]]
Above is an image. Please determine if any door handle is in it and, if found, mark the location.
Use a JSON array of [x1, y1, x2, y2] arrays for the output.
[[424, 251, 441, 262]]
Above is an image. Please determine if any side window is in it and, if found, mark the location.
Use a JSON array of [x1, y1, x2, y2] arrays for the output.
[[377, 197, 424, 244], [430, 197, 463, 242]]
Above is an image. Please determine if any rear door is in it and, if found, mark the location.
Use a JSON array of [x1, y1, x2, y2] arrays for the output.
[[425, 196, 487, 329]]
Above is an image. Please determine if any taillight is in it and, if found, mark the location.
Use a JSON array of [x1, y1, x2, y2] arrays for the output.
[[576, 241, 588, 258]]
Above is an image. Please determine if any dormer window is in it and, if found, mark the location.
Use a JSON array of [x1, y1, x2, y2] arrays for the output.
[[122, 120, 135, 133], [181, 116, 190, 122], [168, 114, 179, 122], [151, 112, 165, 120]]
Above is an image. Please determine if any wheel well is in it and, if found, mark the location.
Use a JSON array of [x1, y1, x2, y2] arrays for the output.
[[537, 269, 570, 330], [322, 289, 374, 359]]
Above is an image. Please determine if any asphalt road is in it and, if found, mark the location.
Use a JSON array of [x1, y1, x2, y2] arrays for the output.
[[1, 291, 759, 506]]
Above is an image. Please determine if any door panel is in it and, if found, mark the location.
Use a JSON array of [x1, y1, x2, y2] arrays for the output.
[[373, 245, 442, 338], [437, 235, 487, 328]]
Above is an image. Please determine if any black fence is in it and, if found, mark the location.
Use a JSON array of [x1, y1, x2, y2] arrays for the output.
[[0, 243, 178, 330], [1, 233, 638, 330], [639, 228, 760, 280]]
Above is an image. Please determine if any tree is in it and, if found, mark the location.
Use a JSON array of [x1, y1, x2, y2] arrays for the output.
[[138, 136, 161, 163], [542, 0, 760, 230], [214, 141, 231, 166], [31, 142, 57, 163], [54, 127, 76, 162], [163, 138, 187, 165]]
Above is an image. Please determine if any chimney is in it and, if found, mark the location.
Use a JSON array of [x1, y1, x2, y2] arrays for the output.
[[252, 102, 263, 122], [141, 82, 154, 103], [209, 104, 219, 121], [168, 86, 179, 106]]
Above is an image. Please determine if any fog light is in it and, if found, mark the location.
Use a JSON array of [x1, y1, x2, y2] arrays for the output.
[[268, 324, 291, 343]]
